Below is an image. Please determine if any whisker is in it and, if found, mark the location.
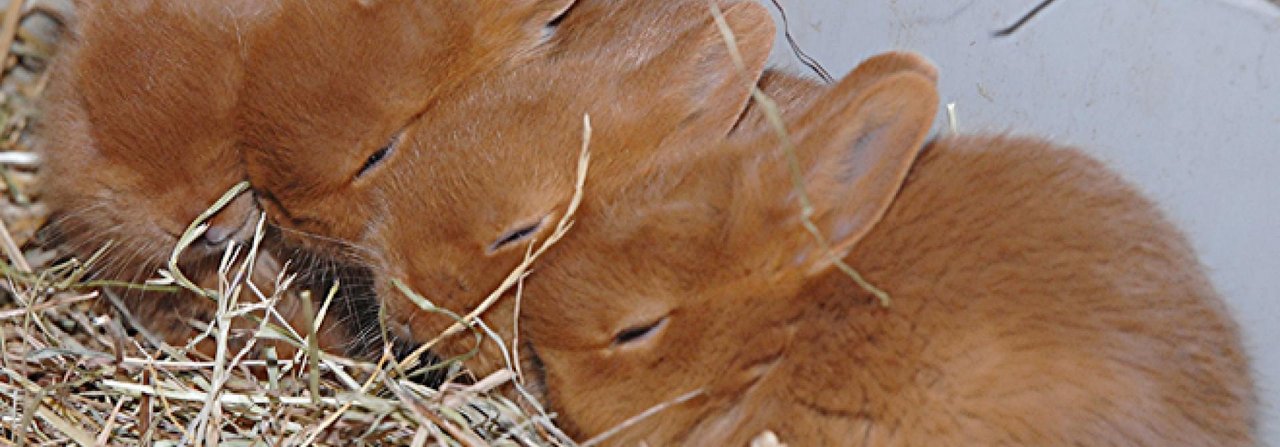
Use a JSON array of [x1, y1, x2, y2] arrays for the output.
[[269, 223, 379, 261]]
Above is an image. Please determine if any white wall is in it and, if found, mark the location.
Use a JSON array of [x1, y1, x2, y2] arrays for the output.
[[763, 0, 1279, 442]]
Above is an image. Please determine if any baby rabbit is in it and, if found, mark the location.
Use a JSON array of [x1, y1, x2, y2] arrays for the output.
[[35, 1, 358, 357], [39, 0, 265, 281], [39, 1, 266, 348], [513, 57, 1257, 445]]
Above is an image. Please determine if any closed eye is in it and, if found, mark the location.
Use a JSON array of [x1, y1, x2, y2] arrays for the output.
[[545, 6, 569, 29], [488, 218, 546, 253], [540, 0, 576, 42], [612, 317, 668, 347], [356, 134, 401, 178]]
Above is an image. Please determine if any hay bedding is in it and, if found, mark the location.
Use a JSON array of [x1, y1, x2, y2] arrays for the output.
[[0, 2, 570, 446]]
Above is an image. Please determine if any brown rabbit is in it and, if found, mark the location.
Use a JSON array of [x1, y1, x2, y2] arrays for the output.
[[39, 0, 268, 347], [34, 1, 362, 357], [38, 0, 264, 275], [509, 63, 1257, 445]]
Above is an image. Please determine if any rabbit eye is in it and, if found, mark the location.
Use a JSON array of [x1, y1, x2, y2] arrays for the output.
[[613, 317, 668, 347], [540, 1, 576, 41], [488, 218, 546, 253], [545, 7, 568, 29], [357, 134, 400, 178]]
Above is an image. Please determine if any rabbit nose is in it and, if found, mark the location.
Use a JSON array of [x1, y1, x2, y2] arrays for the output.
[[201, 216, 253, 247], [201, 223, 239, 246], [199, 192, 258, 247]]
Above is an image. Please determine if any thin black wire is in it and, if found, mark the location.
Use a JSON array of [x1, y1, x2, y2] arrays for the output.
[[992, 0, 1059, 37], [768, 0, 835, 84]]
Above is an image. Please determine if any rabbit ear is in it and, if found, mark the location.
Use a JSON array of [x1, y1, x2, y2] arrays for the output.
[[727, 70, 937, 277], [841, 51, 939, 91], [795, 72, 938, 274], [626, 1, 775, 150]]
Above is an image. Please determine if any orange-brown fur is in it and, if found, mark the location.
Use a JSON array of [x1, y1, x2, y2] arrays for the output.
[[35, 1, 353, 357], [36, 0, 741, 361], [245, 0, 943, 377], [38, 0, 263, 274]]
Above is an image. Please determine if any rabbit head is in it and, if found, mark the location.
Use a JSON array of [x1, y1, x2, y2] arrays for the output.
[[37, 1, 382, 360], [38, 1, 273, 278]]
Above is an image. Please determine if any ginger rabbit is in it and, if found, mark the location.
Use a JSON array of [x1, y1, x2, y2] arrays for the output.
[[38, 1, 286, 353], [35, 0, 367, 357], [38, 0, 265, 279], [514, 57, 1257, 446]]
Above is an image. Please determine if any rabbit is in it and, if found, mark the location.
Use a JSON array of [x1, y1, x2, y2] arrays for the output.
[[38, 0, 271, 351], [34, 0, 363, 358], [38, 0, 264, 279], [506, 60, 1257, 445]]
